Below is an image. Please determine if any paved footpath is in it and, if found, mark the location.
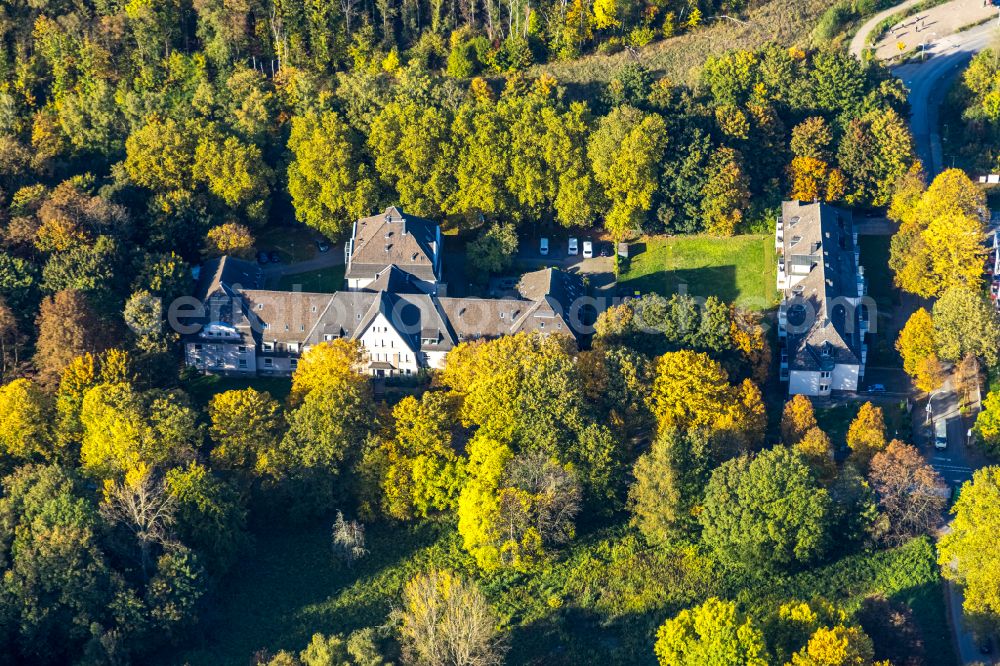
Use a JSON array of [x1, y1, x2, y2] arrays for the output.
[[868, 0, 997, 61], [849, 0, 927, 58]]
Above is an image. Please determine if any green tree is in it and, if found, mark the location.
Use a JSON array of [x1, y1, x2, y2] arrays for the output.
[[368, 101, 455, 217], [974, 391, 1000, 456], [700, 446, 832, 570], [838, 108, 915, 207], [938, 467, 1000, 633], [588, 105, 667, 240], [628, 427, 717, 543], [700, 146, 749, 236], [467, 222, 519, 276], [654, 597, 770, 666], [932, 286, 1000, 367], [0, 464, 116, 663], [373, 392, 465, 520], [166, 462, 247, 574], [287, 110, 378, 239]]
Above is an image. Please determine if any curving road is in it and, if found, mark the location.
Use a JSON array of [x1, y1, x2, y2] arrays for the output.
[[849, 0, 927, 59], [893, 20, 998, 177]]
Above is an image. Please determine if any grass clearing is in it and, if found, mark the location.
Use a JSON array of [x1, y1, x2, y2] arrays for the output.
[[531, 0, 830, 89], [617, 234, 778, 310], [815, 400, 912, 451], [182, 373, 292, 408], [176, 517, 949, 666], [256, 225, 322, 263], [275, 265, 347, 293]]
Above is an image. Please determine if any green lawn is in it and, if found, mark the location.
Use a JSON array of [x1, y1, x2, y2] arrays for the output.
[[182, 373, 291, 408], [276, 265, 346, 293], [617, 234, 778, 310], [256, 225, 323, 263], [175, 519, 950, 666], [815, 400, 912, 451]]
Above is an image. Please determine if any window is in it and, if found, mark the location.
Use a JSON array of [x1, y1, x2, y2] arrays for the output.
[[820, 371, 831, 379], [194, 344, 202, 351], [819, 384, 830, 392], [539, 322, 545, 329], [263, 342, 273, 352], [238, 346, 247, 353], [264, 358, 273, 367], [238, 358, 248, 369], [257, 303, 264, 310], [290, 359, 298, 369], [215, 358, 224, 367]]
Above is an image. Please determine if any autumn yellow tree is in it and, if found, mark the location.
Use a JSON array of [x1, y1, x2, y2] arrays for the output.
[[208, 388, 284, 478], [731, 309, 771, 384], [846, 402, 887, 468], [781, 394, 818, 445], [889, 169, 988, 298], [0, 378, 55, 461], [205, 222, 255, 259], [790, 625, 875, 666], [896, 308, 944, 392], [648, 350, 765, 448], [796, 427, 837, 481], [289, 339, 368, 405]]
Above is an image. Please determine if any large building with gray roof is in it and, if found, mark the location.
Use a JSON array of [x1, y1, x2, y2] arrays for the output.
[[775, 201, 869, 396], [184, 208, 584, 378]]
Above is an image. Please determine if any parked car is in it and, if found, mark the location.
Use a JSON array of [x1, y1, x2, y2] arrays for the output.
[[540, 237, 549, 255], [583, 241, 593, 258], [256, 251, 269, 265], [269, 250, 281, 263], [935, 419, 948, 451], [316, 239, 330, 253], [866, 384, 886, 394], [568, 237, 578, 255]]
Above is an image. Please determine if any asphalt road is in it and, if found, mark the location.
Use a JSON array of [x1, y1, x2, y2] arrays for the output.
[[848, 0, 927, 59], [893, 21, 999, 177], [872, 18, 999, 663]]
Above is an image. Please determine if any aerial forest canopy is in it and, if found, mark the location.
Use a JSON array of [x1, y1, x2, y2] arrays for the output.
[[0, 0, 966, 663]]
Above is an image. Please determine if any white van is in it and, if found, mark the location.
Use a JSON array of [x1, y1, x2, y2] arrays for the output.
[[934, 419, 948, 450]]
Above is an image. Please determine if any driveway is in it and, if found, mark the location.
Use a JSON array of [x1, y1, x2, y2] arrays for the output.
[[262, 244, 345, 282], [515, 236, 618, 297]]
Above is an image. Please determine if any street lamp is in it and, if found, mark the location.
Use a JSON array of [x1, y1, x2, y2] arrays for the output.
[[926, 389, 946, 426], [921, 32, 938, 61]]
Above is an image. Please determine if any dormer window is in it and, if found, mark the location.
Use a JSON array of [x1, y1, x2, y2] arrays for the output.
[[257, 303, 264, 310]]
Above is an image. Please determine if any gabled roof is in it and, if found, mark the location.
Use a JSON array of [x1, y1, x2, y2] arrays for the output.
[[187, 256, 262, 342], [194, 256, 261, 301], [781, 201, 862, 372], [362, 265, 425, 294], [345, 206, 439, 282]]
